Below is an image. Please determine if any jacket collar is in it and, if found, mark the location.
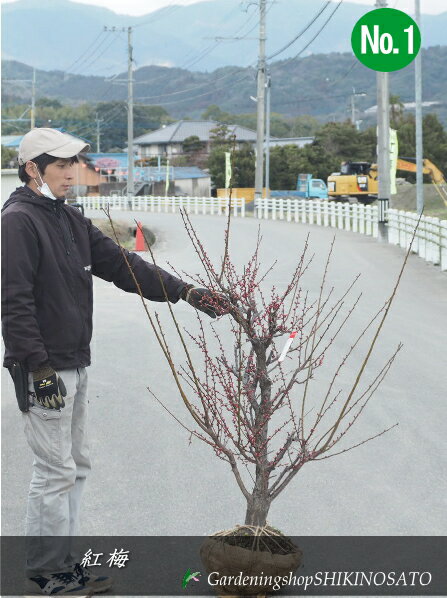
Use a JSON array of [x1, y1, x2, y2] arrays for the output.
[[22, 185, 66, 206], [3, 185, 67, 211]]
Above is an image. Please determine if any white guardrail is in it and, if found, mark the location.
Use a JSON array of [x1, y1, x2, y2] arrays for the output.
[[388, 209, 447, 271], [75, 195, 246, 217], [254, 198, 379, 237], [75, 196, 447, 271]]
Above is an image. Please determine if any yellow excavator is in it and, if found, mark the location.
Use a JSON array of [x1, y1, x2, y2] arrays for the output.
[[327, 158, 447, 206], [396, 158, 447, 207]]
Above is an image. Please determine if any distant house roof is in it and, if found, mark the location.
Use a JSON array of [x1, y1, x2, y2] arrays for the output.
[[1, 135, 23, 148], [1, 129, 91, 151], [364, 101, 442, 115], [171, 166, 210, 180], [133, 120, 264, 145], [269, 137, 314, 148], [88, 153, 130, 169], [88, 153, 209, 181]]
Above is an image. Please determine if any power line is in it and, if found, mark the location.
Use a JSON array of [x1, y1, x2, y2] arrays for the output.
[[109, 7, 240, 86], [272, 91, 357, 108], [267, 1, 331, 61], [178, 3, 252, 71], [81, 33, 124, 75], [135, 0, 341, 111], [271, 0, 344, 69], [86, 59, 128, 77], [69, 103, 125, 136], [181, 43, 221, 71], [127, 3, 275, 104], [65, 31, 113, 75], [64, 30, 107, 74], [166, 2, 271, 73], [73, 3, 261, 108], [134, 71, 253, 105], [132, 4, 181, 29], [132, 67, 249, 102]]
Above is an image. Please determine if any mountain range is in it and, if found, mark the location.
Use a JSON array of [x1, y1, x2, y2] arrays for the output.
[[2, 45, 446, 126], [2, 0, 447, 74]]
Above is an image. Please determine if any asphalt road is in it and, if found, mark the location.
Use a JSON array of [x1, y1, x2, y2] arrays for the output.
[[2, 211, 447, 536]]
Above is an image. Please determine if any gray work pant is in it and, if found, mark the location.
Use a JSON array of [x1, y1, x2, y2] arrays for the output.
[[23, 367, 91, 576]]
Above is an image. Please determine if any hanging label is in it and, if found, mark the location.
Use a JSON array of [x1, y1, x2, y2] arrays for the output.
[[278, 331, 298, 363]]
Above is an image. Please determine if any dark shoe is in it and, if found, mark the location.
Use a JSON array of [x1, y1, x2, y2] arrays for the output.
[[25, 570, 92, 595], [72, 564, 113, 593]]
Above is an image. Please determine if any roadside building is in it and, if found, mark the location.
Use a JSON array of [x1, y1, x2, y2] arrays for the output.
[[132, 120, 260, 160], [1, 135, 23, 157], [1, 169, 21, 203], [89, 153, 211, 197]]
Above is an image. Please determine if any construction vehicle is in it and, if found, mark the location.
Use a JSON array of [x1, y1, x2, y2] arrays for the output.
[[327, 159, 447, 206], [396, 158, 447, 207], [327, 161, 378, 204], [216, 174, 328, 202], [270, 174, 328, 200]]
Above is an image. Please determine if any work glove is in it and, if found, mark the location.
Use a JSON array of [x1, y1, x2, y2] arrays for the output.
[[32, 366, 67, 410], [181, 285, 230, 319]]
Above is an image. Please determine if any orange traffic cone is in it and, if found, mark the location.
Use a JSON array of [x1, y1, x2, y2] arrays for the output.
[[135, 222, 145, 251]]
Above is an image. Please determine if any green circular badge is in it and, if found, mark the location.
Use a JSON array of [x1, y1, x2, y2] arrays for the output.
[[351, 8, 421, 72]]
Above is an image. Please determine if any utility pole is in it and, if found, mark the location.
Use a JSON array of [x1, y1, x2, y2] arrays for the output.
[[31, 68, 36, 129], [265, 73, 271, 199], [351, 88, 356, 127], [254, 0, 266, 201], [350, 88, 367, 130], [104, 25, 134, 200], [127, 25, 134, 200], [350, 87, 366, 130], [375, 0, 391, 234], [414, 0, 423, 214], [94, 113, 103, 153], [3, 69, 37, 129]]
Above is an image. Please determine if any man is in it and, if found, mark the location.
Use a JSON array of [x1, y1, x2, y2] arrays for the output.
[[1, 128, 227, 595]]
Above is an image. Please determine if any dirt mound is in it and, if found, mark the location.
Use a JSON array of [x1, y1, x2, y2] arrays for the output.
[[91, 218, 155, 250], [390, 183, 447, 219]]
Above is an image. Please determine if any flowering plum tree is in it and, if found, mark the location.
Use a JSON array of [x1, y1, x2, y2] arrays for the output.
[[106, 205, 408, 528]]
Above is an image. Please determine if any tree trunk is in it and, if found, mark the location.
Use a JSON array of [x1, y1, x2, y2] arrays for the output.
[[245, 467, 272, 527], [245, 491, 271, 527]]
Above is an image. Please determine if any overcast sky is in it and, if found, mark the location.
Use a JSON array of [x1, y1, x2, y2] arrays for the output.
[[2, 0, 446, 16]]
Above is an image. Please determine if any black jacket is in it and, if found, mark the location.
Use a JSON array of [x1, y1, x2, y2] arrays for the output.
[[1, 186, 187, 371]]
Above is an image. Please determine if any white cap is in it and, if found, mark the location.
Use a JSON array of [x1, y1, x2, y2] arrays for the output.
[[18, 128, 90, 165]]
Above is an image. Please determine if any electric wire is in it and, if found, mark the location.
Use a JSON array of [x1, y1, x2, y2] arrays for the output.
[[180, 7, 259, 71], [64, 30, 106, 74], [68, 103, 126, 136], [65, 31, 113, 75], [87, 59, 128, 77], [84, 36, 127, 76], [80, 34, 122, 76], [178, 3, 252, 71], [20, 0, 351, 137], [174, 1, 274, 72], [132, 67, 249, 102], [132, 4, 182, 29], [135, 71, 254, 105], [127, 4, 262, 97], [130, 2, 276, 102], [267, 1, 331, 61], [271, 0, 344, 70]]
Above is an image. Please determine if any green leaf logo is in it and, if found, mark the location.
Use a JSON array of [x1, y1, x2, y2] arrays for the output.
[[182, 568, 201, 588]]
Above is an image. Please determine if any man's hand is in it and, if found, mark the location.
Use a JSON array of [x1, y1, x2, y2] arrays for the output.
[[181, 285, 230, 319], [32, 366, 67, 409]]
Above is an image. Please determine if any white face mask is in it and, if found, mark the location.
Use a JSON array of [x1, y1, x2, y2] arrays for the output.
[[32, 164, 57, 200]]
